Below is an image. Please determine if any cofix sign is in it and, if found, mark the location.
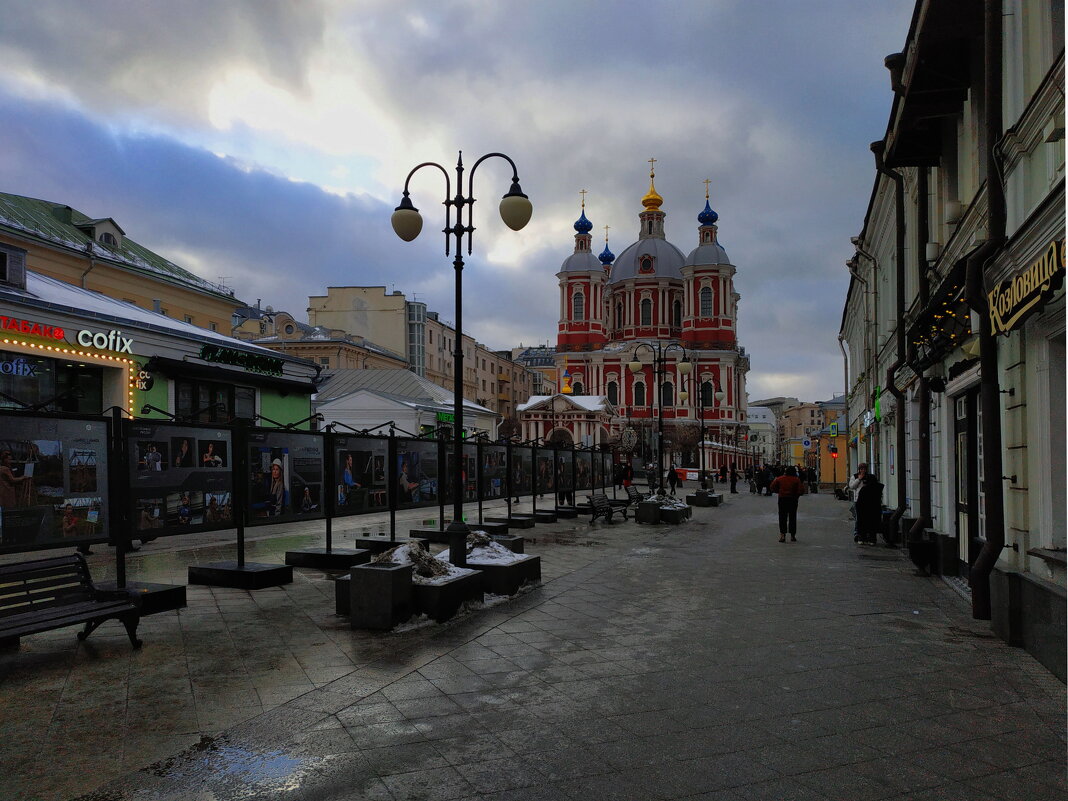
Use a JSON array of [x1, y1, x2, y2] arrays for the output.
[[988, 239, 1065, 336], [77, 329, 134, 353]]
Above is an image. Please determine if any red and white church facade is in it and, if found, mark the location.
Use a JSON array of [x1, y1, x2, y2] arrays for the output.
[[522, 166, 752, 470]]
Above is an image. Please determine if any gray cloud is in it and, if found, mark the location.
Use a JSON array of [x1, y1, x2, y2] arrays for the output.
[[0, 0, 915, 402]]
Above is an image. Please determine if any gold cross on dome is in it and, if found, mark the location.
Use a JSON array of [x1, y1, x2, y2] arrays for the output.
[[648, 157, 657, 176], [604, 224, 610, 243], [703, 178, 712, 199], [579, 188, 588, 209]]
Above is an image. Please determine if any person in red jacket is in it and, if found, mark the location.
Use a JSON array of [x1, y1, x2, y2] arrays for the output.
[[769, 465, 806, 542]]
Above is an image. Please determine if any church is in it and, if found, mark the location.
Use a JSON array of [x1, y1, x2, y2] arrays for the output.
[[521, 163, 752, 471]]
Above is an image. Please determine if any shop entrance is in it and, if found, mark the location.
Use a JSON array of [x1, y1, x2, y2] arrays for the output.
[[953, 388, 983, 577]]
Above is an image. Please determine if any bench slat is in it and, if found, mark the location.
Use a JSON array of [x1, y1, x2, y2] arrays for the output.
[[1, 600, 136, 630]]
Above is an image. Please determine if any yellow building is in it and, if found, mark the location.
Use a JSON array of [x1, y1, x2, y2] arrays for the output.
[[0, 192, 239, 332]]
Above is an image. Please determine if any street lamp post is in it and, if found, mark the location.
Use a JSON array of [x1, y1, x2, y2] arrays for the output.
[[628, 343, 690, 493], [392, 151, 532, 567]]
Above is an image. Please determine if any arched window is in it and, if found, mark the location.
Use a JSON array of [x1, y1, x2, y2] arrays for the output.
[[633, 382, 646, 407], [640, 298, 652, 326], [701, 380, 715, 408], [572, 381, 584, 395], [661, 382, 674, 407], [700, 286, 713, 317], [607, 381, 618, 406], [572, 291, 584, 321], [615, 302, 623, 329], [672, 299, 682, 328]]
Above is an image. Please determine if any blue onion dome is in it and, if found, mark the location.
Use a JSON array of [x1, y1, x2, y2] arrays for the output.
[[599, 242, 615, 265], [698, 199, 719, 225], [574, 209, 593, 234]]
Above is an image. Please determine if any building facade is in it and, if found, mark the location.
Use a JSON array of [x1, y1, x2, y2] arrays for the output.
[[553, 169, 752, 466], [839, 0, 1064, 677], [306, 286, 543, 420]]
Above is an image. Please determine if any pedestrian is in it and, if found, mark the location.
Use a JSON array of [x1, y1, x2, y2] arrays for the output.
[[763, 465, 776, 496], [666, 465, 683, 495], [847, 463, 868, 537], [622, 462, 633, 488], [729, 463, 739, 494], [806, 466, 818, 494], [769, 465, 806, 542], [854, 471, 884, 545]]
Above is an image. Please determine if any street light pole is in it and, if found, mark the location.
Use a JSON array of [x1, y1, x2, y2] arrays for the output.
[[628, 342, 690, 493], [392, 151, 532, 567]]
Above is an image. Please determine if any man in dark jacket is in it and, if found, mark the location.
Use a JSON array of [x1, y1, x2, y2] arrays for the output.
[[769, 466, 806, 542]]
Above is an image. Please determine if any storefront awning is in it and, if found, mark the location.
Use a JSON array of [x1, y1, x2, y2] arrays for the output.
[[144, 356, 319, 394]]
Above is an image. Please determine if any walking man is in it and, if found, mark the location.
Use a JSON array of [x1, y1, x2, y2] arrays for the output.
[[769, 465, 806, 542]]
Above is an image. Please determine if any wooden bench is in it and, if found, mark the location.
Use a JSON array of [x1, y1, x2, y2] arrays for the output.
[[0, 554, 142, 650], [587, 493, 625, 525]]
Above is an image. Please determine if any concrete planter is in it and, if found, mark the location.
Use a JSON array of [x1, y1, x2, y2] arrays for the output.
[[687, 492, 711, 507], [468, 555, 541, 596], [353, 536, 428, 555], [659, 506, 691, 525], [490, 534, 525, 554], [636, 501, 661, 525], [349, 562, 414, 631], [707, 494, 724, 507], [412, 572, 484, 623]]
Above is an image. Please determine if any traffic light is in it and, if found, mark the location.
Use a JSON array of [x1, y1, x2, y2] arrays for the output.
[[829, 444, 839, 458]]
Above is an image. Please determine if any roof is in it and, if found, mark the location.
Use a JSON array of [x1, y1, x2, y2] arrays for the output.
[[516, 394, 614, 414], [558, 251, 604, 274], [608, 237, 686, 283], [0, 271, 314, 367], [684, 241, 731, 267], [0, 192, 236, 302], [313, 368, 494, 414]]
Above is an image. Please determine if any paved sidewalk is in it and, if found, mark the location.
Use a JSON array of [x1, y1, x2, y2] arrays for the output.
[[2, 492, 1064, 800]]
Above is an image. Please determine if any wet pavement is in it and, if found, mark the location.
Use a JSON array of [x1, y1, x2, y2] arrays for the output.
[[1, 491, 1064, 801]]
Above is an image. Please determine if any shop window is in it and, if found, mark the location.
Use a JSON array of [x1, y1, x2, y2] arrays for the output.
[[0, 350, 103, 414], [176, 378, 255, 423]]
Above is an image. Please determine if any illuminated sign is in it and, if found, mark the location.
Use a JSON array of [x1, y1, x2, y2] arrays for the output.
[[0, 357, 39, 377], [199, 345, 284, 376], [0, 316, 65, 339], [77, 329, 134, 353], [989, 239, 1065, 336]]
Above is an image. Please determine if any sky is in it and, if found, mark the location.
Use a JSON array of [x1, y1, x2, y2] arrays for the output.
[[0, 0, 915, 402]]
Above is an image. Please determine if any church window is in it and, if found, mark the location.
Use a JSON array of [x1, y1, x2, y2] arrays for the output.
[[701, 380, 715, 408], [607, 381, 618, 406], [633, 382, 646, 407], [638, 256, 654, 274], [700, 286, 713, 317], [672, 299, 682, 329], [640, 298, 652, 326], [661, 382, 674, 407], [572, 291, 584, 321], [615, 302, 622, 330], [573, 381, 584, 395]]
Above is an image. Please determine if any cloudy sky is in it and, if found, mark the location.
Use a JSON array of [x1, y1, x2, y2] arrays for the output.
[[0, 0, 913, 402]]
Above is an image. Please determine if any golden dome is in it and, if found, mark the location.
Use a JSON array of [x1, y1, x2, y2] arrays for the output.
[[641, 160, 663, 211]]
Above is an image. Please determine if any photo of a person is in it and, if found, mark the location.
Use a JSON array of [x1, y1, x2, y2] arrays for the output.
[[200, 441, 224, 468], [398, 457, 419, 502], [137, 499, 164, 531], [61, 503, 78, 537], [136, 442, 168, 472], [341, 453, 361, 490], [178, 493, 191, 524], [0, 449, 31, 508], [267, 458, 286, 516], [299, 486, 318, 513], [172, 438, 194, 468], [204, 492, 232, 524]]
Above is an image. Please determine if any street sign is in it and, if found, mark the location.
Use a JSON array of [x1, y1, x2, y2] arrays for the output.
[[802, 438, 811, 449], [829, 422, 838, 436]]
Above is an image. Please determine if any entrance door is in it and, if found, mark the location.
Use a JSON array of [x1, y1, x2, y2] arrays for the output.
[[953, 390, 981, 576]]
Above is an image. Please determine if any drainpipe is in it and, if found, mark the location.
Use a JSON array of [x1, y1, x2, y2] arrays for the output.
[[80, 241, 97, 288], [872, 139, 907, 539], [850, 242, 880, 475], [908, 167, 933, 540], [968, 0, 1007, 621], [837, 334, 850, 480]]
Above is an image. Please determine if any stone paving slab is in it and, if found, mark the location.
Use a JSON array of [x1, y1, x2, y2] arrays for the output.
[[0, 491, 1063, 801]]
